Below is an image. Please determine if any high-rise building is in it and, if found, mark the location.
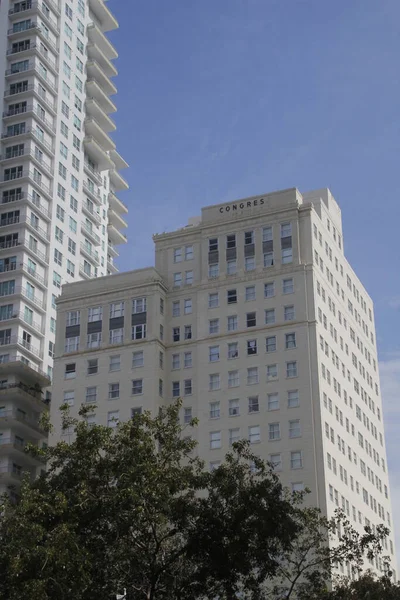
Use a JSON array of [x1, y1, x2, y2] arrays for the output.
[[51, 188, 396, 576], [0, 0, 128, 382]]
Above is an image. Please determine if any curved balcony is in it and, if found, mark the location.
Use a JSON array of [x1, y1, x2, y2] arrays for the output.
[[107, 243, 119, 258], [85, 98, 116, 133], [110, 149, 128, 171], [0, 406, 45, 437], [107, 258, 118, 274], [108, 190, 128, 215], [79, 263, 95, 280], [4, 84, 57, 114], [107, 223, 127, 246], [81, 222, 101, 246], [80, 243, 100, 265], [0, 170, 53, 203], [82, 201, 102, 224], [0, 148, 53, 179], [108, 208, 127, 230], [0, 336, 43, 360], [0, 284, 46, 312], [89, 0, 118, 32], [0, 357, 49, 387], [109, 169, 129, 191], [86, 79, 116, 114], [0, 310, 44, 336], [86, 59, 117, 96], [83, 180, 102, 204], [84, 117, 115, 151], [83, 135, 114, 171], [7, 43, 58, 74], [4, 62, 57, 93], [0, 436, 46, 466], [83, 161, 103, 186], [87, 22, 118, 60]]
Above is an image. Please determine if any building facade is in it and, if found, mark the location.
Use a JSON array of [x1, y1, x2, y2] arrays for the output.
[[0, 0, 128, 381], [51, 188, 396, 576]]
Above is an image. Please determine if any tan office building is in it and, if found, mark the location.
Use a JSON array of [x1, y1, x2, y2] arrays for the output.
[[51, 187, 396, 576]]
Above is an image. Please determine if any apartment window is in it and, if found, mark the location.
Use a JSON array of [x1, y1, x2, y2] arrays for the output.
[[109, 383, 120, 400], [54, 249, 62, 266], [172, 354, 180, 370], [85, 387, 97, 404], [109, 355, 121, 372], [210, 431, 221, 449], [69, 217, 77, 233], [87, 359, 98, 375], [63, 391, 74, 406], [247, 340, 257, 355], [66, 260, 75, 277], [283, 278, 294, 294], [132, 379, 143, 395], [183, 407, 192, 424], [228, 370, 239, 388], [208, 263, 219, 278], [285, 333, 296, 349], [184, 379, 192, 395], [282, 248, 293, 264], [227, 289, 237, 304], [55, 227, 63, 243], [245, 286, 256, 301], [229, 428, 240, 446], [172, 301, 180, 317], [289, 420, 301, 438], [209, 374, 220, 391], [266, 364, 277, 381], [284, 305, 295, 321], [210, 401, 220, 419], [132, 325, 146, 340], [248, 396, 259, 413], [173, 273, 182, 287], [209, 238, 218, 252], [209, 346, 220, 362], [208, 293, 218, 308], [56, 204, 65, 221], [65, 363, 76, 379], [184, 299, 192, 314], [264, 282, 274, 298], [109, 328, 123, 345], [72, 134, 80, 150], [209, 319, 219, 334], [269, 453, 282, 470], [184, 325, 192, 339], [227, 315, 237, 331], [132, 351, 144, 368], [88, 306, 102, 322], [265, 309, 275, 324], [269, 422, 280, 441], [87, 332, 101, 349], [288, 390, 299, 408], [185, 245, 193, 260], [264, 252, 273, 267], [266, 336, 276, 352], [247, 367, 258, 385], [131, 407, 142, 418], [286, 361, 298, 378], [53, 271, 61, 289], [229, 399, 239, 416], [290, 451, 303, 469], [184, 351, 192, 368], [245, 257, 255, 272], [132, 297, 146, 314], [173, 248, 182, 263], [66, 310, 80, 326], [107, 411, 119, 428], [226, 234, 236, 249], [263, 226, 273, 242], [249, 425, 260, 444], [246, 312, 256, 327], [68, 238, 76, 255], [268, 393, 279, 411], [59, 142, 68, 159], [227, 260, 237, 275], [173, 327, 180, 342], [228, 342, 238, 359]]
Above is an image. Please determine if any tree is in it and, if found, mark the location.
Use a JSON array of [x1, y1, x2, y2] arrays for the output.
[[0, 401, 299, 600], [324, 572, 400, 599], [0, 401, 391, 600]]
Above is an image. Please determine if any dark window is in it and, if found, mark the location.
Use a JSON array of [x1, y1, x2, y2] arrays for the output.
[[247, 340, 257, 355], [209, 238, 218, 252], [226, 234, 236, 249], [173, 327, 180, 342], [227, 289, 237, 304], [246, 312, 256, 327]]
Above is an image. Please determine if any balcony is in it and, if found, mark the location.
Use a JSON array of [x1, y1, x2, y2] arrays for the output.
[[85, 98, 116, 133], [83, 161, 103, 186], [83, 135, 114, 170], [3, 62, 56, 92], [80, 243, 100, 265], [84, 117, 115, 151], [107, 243, 119, 258], [108, 208, 127, 230], [83, 180, 101, 204], [0, 336, 42, 360], [0, 436, 45, 465], [108, 223, 127, 246], [21, 263, 47, 289], [81, 222, 101, 246], [79, 263, 95, 280], [87, 22, 118, 60], [89, 0, 118, 32], [0, 407, 45, 437], [86, 59, 117, 96], [0, 357, 49, 387], [7, 43, 58, 74], [82, 201, 102, 224], [110, 149, 128, 171], [0, 310, 43, 335], [0, 192, 50, 221], [108, 190, 128, 215], [4, 84, 57, 114], [0, 284, 46, 311], [86, 79, 117, 114], [107, 258, 118, 274], [0, 170, 53, 203], [109, 169, 129, 191], [0, 147, 53, 178]]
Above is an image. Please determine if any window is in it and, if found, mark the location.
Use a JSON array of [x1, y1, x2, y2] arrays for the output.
[[56, 204, 65, 221], [66, 310, 80, 326], [269, 422, 280, 440], [268, 393, 279, 411], [59, 142, 68, 159], [282, 248, 293, 264], [210, 401, 220, 419], [172, 381, 180, 397], [132, 379, 143, 395], [229, 428, 240, 446], [184, 299, 192, 314], [265, 309, 275, 324], [264, 252, 273, 267], [65, 363, 76, 379], [184, 352, 192, 368], [249, 425, 260, 444], [55, 227, 63, 243], [269, 453, 282, 470], [229, 399, 239, 416], [267, 364, 278, 380], [132, 325, 146, 340], [131, 407, 142, 418], [228, 342, 238, 359], [88, 306, 102, 322], [227, 289, 237, 304], [185, 270, 193, 285], [284, 305, 295, 321], [289, 420, 301, 438], [184, 379, 192, 395], [87, 359, 98, 375], [68, 238, 76, 255], [73, 115, 81, 131], [69, 217, 77, 233], [109, 355, 121, 372], [283, 278, 294, 294], [60, 121, 69, 138], [245, 285, 256, 301], [109, 383, 120, 400], [288, 390, 299, 408], [285, 333, 296, 349], [86, 387, 97, 404], [184, 325, 192, 340], [208, 293, 219, 308], [227, 315, 237, 331], [173, 248, 182, 263], [185, 245, 193, 260], [173, 273, 182, 287], [264, 282, 274, 298], [66, 260, 75, 277], [110, 328, 123, 345], [245, 256, 255, 271], [132, 351, 144, 368], [209, 319, 219, 334], [54, 249, 62, 266], [247, 340, 257, 355], [248, 396, 259, 413], [209, 373, 220, 391], [228, 370, 239, 388], [71, 175, 79, 192], [172, 301, 180, 317], [63, 391, 74, 406], [53, 271, 61, 288], [263, 226, 273, 242], [183, 407, 192, 424], [292, 482, 304, 492], [172, 354, 180, 370], [247, 367, 258, 385], [209, 238, 218, 252], [87, 332, 101, 349], [208, 263, 219, 278], [173, 327, 180, 342], [266, 336, 276, 352], [226, 234, 236, 249], [107, 411, 119, 428], [209, 346, 220, 362], [287, 361, 298, 378], [210, 431, 221, 449], [246, 312, 256, 327], [290, 451, 303, 469], [132, 297, 146, 314]]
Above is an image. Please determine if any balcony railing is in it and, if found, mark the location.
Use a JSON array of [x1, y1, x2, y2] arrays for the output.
[[0, 148, 53, 176], [82, 222, 101, 244], [84, 161, 103, 185], [82, 202, 102, 224], [80, 243, 99, 263], [0, 355, 48, 380], [83, 180, 101, 202], [0, 170, 52, 198], [5, 62, 58, 92], [22, 263, 47, 286], [0, 284, 46, 309], [0, 335, 42, 358], [0, 380, 43, 400], [4, 84, 57, 112], [0, 408, 43, 432], [6, 43, 58, 72], [0, 310, 43, 334]]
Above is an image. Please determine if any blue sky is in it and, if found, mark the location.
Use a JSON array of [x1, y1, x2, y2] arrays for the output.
[[107, 0, 400, 560]]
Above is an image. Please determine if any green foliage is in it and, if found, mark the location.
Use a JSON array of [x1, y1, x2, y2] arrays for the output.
[[325, 572, 400, 599]]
